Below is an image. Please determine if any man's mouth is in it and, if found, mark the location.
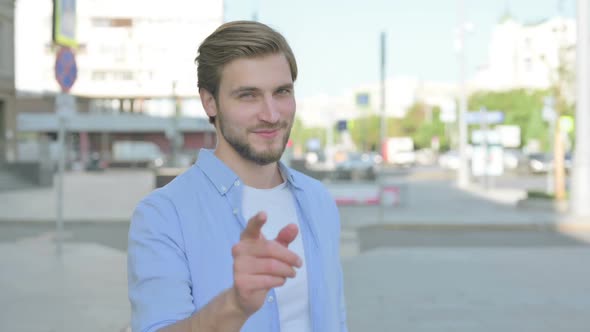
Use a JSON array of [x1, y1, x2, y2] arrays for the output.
[[252, 128, 280, 139]]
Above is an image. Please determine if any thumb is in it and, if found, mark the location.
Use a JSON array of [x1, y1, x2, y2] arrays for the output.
[[275, 223, 299, 248]]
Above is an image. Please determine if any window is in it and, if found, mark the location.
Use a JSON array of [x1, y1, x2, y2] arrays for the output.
[[91, 71, 134, 81], [524, 58, 532, 72], [0, 20, 7, 76], [91, 17, 133, 28], [92, 71, 107, 81]]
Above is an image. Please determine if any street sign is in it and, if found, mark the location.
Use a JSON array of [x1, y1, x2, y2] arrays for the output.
[[465, 111, 504, 124], [560, 116, 574, 133], [55, 93, 77, 117], [336, 120, 348, 132], [496, 125, 521, 148], [471, 130, 501, 145], [53, 0, 77, 47], [542, 106, 557, 122], [542, 96, 556, 122], [472, 145, 504, 177], [55, 47, 77, 92], [356, 93, 370, 108]]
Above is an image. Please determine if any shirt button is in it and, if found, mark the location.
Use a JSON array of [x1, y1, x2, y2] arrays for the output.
[[220, 186, 227, 193], [234, 180, 240, 186], [267, 296, 274, 303], [233, 208, 239, 215]]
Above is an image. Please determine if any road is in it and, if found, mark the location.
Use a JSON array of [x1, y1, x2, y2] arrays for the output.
[[1, 166, 588, 332], [1, 222, 589, 332]]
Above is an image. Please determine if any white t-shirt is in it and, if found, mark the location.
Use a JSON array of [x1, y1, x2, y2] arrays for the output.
[[242, 181, 312, 332]]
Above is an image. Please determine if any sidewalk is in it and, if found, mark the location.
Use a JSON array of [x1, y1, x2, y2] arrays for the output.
[[0, 232, 130, 332], [336, 178, 581, 229], [2, 170, 590, 332], [343, 246, 590, 332], [1, 170, 588, 231], [0, 170, 154, 223]]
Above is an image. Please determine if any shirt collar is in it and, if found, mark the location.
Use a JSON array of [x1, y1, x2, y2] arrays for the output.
[[196, 149, 302, 195]]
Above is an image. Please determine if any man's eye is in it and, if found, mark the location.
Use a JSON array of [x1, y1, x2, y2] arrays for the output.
[[239, 92, 256, 99], [277, 89, 292, 96]]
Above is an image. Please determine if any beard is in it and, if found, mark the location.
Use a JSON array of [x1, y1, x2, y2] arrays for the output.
[[218, 111, 292, 166]]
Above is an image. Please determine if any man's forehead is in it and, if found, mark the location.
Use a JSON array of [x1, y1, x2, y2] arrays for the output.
[[219, 54, 293, 91]]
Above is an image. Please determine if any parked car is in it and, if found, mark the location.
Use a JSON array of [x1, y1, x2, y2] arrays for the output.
[[525, 152, 572, 174], [333, 152, 380, 181], [438, 150, 461, 170]]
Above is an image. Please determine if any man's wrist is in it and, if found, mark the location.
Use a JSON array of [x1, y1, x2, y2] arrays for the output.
[[186, 288, 249, 332], [225, 287, 250, 321]]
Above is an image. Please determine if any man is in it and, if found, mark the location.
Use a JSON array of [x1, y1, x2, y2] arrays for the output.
[[128, 21, 348, 332]]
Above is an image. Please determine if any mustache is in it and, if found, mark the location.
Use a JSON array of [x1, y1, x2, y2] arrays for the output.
[[249, 122, 289, 131]]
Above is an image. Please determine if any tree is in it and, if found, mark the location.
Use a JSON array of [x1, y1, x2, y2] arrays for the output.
[[348, 115, 381, 151], [290, 117, 326, 152], [398, 102, 449, 150], [468, 89, 549, 149]]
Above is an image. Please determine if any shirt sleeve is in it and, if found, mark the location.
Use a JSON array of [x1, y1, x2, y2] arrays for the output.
[[323, 186, 349, 332], [128, 196, 195, 332]]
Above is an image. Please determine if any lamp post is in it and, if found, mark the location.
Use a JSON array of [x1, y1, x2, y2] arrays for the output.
[[456, 0, 470, 188], [571, 0, 590, 217]]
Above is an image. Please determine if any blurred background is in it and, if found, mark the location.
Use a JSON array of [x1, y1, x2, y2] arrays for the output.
[[1, 0, 590, 331]]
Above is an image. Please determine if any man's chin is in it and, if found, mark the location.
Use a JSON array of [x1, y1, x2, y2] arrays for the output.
[[249, 149, 284, 165]]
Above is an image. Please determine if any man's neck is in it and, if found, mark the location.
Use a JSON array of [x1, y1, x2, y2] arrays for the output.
[[214, 146, 284, 189]]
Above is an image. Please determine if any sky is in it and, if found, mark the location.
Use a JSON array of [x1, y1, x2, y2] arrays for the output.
[[224, 0, 577, 99]]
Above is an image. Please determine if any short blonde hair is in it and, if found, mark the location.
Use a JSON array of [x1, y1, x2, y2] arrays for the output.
[[195, 21, 298, 124]]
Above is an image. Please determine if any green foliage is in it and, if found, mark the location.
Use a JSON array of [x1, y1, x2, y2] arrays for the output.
[[290, 117, 326, 151], [348, 115, 381, 151], [527, 190, 569, 200], [468, 89, 550, 149], [396, 102, 450, 150]]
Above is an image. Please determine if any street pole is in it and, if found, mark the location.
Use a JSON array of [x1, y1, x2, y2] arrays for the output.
[[456, 0, 470, 188], [479, 107, 489, 190], [56, 113, 66, 256], [380, 31, 387, 157], [571, 0, 590, 217], [547, 116, 555, 194], [172, 81, 181, 167]]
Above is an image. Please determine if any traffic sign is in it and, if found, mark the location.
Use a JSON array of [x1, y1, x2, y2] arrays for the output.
[[336, 120, 348, 132], [55, 47, 77, 93], [465, 111, 504, 124], [53, 0, 77, 47], [55, 93, 77, 117], [356, 92, 370, 108]]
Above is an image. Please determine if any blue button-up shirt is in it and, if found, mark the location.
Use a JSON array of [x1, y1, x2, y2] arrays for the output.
[[128, 149, 348, 332]]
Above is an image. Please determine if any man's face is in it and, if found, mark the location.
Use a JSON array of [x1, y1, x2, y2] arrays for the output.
[[214, 53, 296, 165]]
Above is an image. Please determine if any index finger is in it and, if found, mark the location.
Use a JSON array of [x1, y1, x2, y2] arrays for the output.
[[240, 211, 267, 241]]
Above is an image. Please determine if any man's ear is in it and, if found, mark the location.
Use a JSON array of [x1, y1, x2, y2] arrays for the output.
[[199, 88, 218, 119]]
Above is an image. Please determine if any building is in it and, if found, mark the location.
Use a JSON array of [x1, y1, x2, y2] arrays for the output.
[[0, 0, 16, 164], [11, 0, 223, 168], [15, 0, 223, 100], [472, 15, 576, 91]]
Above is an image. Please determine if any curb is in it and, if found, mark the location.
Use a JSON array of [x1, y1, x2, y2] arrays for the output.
[[356, 222, 590, 232], [0, 218, 130, 225]]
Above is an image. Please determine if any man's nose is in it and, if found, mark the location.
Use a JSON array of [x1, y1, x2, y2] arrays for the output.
[[258, 96, 280, 123]]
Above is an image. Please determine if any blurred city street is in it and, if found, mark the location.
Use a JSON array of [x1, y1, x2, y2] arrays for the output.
[[1, 167, 590, 331], [2, 0, 590, 331]]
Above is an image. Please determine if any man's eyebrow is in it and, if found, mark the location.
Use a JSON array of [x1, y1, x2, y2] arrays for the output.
[[230, 83, 294, 96], [230, 87, 260, 96], [275, 83, 294, 91]]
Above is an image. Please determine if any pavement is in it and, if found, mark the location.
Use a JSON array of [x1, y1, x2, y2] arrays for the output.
[[343, 246, 590, 332], [0, 170, 154, 223], [0, 232, 130, 332], [1, 168, 590, 331]]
